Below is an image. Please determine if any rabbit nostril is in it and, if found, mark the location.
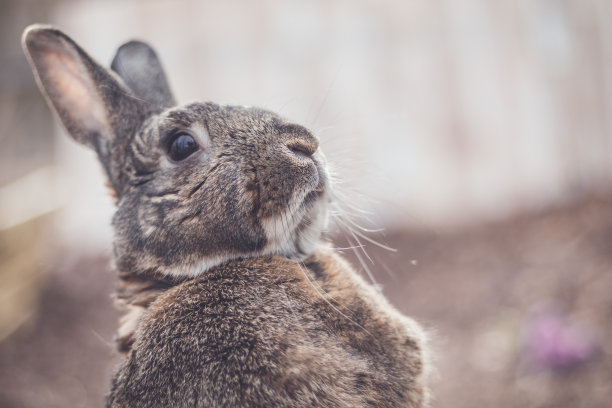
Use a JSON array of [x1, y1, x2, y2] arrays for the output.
[[286, 140, 318, 157]]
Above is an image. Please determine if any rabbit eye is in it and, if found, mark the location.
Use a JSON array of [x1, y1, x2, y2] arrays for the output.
[[168, 133, 200, 161]]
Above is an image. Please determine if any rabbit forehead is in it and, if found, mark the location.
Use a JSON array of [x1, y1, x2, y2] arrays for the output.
[[153, 102, 307, 137]]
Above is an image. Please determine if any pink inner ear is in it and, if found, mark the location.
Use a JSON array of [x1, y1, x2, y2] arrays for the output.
[[42, 46, 110, 136]]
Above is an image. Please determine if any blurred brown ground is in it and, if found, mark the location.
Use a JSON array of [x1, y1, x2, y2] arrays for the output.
[[0, 196, 610, 408]]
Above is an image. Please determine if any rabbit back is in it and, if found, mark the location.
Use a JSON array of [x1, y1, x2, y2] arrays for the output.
[[107, 250, 427, 408]]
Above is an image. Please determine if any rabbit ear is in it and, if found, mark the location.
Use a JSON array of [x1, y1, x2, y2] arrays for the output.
[[111, 41, 176, 112], [22, 25, 145, 148], [22, 24, 146, 195]]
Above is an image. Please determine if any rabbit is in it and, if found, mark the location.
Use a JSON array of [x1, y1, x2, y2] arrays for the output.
[[22, 24, 430, 407]]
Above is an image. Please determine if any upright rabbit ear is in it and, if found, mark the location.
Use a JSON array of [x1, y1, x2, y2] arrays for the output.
[[111, 41, 176, 112], [22, 24, 146, 195]]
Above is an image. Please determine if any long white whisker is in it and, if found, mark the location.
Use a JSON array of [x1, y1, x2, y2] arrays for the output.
[[347, 238, 382, 294], [343, 222, 374, 265], [295, 262, 374, 338], [329, 195, 374, 217], [337, 214, 386, 233], [330, 245, 366, 251], [341, 221, 396, 253]]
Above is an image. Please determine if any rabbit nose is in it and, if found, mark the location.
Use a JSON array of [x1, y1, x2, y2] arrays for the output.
[[286, 138, 319, 158]]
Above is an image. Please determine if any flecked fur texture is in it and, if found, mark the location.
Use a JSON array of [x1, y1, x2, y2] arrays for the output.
[[22, 24, 430, 407]]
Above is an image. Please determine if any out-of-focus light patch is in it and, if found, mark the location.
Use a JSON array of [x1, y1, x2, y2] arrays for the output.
[[52, 127, 115, 253], [0, 166, 65, 230], [470, 314, 519, 373], [522, 304, 600, 371]]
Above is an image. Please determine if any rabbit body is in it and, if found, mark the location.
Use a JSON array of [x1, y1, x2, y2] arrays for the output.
[[109, 250, 426, 407], [22, 24, 429, 407]]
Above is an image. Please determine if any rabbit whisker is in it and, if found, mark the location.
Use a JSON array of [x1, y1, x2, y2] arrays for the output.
[[295, 261, 374, 339]]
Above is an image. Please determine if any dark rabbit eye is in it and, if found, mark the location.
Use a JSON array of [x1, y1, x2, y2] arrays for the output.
[[168, 133, 200, 161]]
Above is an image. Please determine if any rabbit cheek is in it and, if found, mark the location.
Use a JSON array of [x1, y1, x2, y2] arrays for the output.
[[137, 203, 164, 238]]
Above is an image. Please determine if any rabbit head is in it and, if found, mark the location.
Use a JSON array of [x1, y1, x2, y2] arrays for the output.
[[22, 25, 330, 278]]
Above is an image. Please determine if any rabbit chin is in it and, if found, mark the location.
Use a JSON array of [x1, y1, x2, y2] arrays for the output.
[[260, 190, 329, 260], [160, 191, 329, 279]]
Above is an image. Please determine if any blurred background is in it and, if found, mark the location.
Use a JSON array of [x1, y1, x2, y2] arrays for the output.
[[1, 0, 611, 407]]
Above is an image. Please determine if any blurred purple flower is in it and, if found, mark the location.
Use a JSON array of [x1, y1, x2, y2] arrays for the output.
[[524, 308, 598, 371]]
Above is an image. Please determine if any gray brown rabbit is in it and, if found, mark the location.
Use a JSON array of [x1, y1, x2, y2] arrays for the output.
[[22, 24, 429, 407]]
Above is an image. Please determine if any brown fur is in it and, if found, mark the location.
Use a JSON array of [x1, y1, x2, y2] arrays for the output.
[[22, 24, 430, 407], [110, 249, 428, 407]]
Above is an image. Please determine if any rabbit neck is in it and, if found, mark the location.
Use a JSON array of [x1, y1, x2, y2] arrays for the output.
[[114, 270, 188, 352]]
